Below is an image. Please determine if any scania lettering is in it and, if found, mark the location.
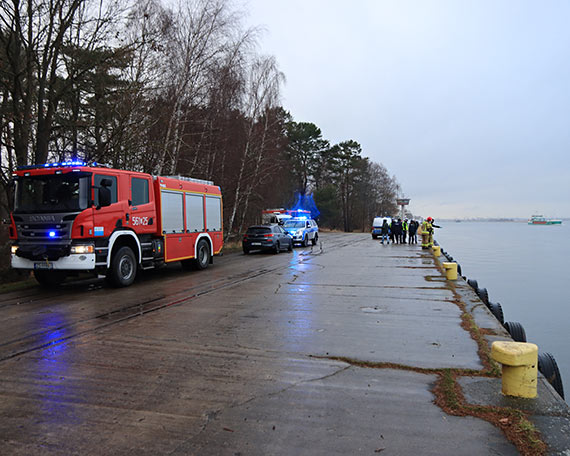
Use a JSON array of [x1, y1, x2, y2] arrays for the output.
[[9, 162, 223, 287]]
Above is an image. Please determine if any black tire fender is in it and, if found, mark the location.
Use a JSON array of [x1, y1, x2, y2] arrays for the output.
[[538, 352, 565, 399], [467, 279, 478, 290], [503, 321, 527, 342], [456, 263, 462, 276], [477, 287, 489, 305], [488, 302, 504, 325]]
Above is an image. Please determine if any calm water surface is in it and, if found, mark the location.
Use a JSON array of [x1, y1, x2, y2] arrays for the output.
[[435, 221, 569, 396]]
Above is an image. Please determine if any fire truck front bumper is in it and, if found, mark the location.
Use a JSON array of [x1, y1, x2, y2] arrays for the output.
[[11, 251, 96, 271]]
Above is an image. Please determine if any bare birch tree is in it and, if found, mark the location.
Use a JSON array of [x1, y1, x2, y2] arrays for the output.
[[104, 0, 173, 171], [155, 0, 247, 175], [225, 55, 284, 238]]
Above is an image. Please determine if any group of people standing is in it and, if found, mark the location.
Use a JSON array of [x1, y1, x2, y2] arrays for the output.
[[379, 218, 419, 245], [378, 217, 440, 248]]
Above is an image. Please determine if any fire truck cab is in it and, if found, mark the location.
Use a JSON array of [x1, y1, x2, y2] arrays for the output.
[[9, 161, 223, 287]]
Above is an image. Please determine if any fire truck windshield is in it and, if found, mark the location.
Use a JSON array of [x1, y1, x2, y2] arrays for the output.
[[14, 172, 90, 213]]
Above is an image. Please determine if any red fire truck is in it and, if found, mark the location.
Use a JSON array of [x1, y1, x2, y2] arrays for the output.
[[9, 161, 223, 287]]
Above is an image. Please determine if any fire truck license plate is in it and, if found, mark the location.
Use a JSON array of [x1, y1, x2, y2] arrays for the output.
[[34, 262, 53, 270]]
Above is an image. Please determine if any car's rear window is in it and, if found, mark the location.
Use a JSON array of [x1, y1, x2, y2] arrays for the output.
[[247, 227, 271, 234]]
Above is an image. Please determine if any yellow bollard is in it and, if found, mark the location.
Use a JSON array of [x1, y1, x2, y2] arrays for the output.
[[442, 262, 457, 280], [491, 341, 538, 398], [432, 245, 441, 257]]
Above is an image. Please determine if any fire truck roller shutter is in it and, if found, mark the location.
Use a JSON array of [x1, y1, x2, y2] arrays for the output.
[[161, 190, 184, 234], [205, 195, 222, 232], [185, 193, 204, 232]]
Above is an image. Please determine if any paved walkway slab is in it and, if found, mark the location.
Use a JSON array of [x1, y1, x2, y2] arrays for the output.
[[1, 233, 567, 454]]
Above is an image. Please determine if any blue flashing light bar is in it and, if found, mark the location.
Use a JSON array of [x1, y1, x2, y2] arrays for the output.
[[42, 160, 86, 167], [48, 231, 56, 238], [18, 160, 93, 171]]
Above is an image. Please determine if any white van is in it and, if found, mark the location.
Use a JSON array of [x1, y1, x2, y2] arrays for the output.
[[371, 217, 391, 239]]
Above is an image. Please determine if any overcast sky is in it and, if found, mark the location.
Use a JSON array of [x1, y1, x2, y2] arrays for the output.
[[243, 0, 570, 219]]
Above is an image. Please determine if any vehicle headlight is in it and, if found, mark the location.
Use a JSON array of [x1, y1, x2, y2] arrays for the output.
[[71, 244, 94, 254], [11, 245, 18, 255]]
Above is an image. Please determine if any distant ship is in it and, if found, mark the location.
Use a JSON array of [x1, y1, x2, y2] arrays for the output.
[[528, 215, 562, 225]]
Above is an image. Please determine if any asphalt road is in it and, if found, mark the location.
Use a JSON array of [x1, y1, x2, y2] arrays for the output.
[[0, 232, 538, 454]]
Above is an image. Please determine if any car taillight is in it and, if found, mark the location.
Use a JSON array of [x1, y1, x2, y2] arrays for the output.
[[264, 233, 274, 237]]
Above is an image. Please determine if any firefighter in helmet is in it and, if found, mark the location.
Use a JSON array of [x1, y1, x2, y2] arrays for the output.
[[421, 217, 441, 249], [421, 218, 431, 249]]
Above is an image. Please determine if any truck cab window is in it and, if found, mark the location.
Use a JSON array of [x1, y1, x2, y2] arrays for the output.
[[14, 173, 90, 213], [93, 175, 117, 207], [132, 177, 149, 206]]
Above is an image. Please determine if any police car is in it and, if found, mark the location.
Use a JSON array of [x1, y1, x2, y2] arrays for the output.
[[371, 216, 391, 239], [282, 218, 319, 247]]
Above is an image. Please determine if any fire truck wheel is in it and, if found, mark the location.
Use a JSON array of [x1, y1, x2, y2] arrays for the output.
[[109, 246, 137, 287], [194, 240, 210, 270], [34, 270, 67, 287]]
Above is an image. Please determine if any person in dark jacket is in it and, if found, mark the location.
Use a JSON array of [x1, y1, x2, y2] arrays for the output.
[[408, 220, 418, 244], [380, 220, 390, 244], [393, 219, 403, 244]]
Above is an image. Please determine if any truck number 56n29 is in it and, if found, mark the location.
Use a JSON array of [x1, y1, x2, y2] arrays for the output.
[[9, 161, 223, 287]]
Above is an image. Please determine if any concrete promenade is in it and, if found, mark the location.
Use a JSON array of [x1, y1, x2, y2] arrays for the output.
[[0, 232, 568, 455]]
